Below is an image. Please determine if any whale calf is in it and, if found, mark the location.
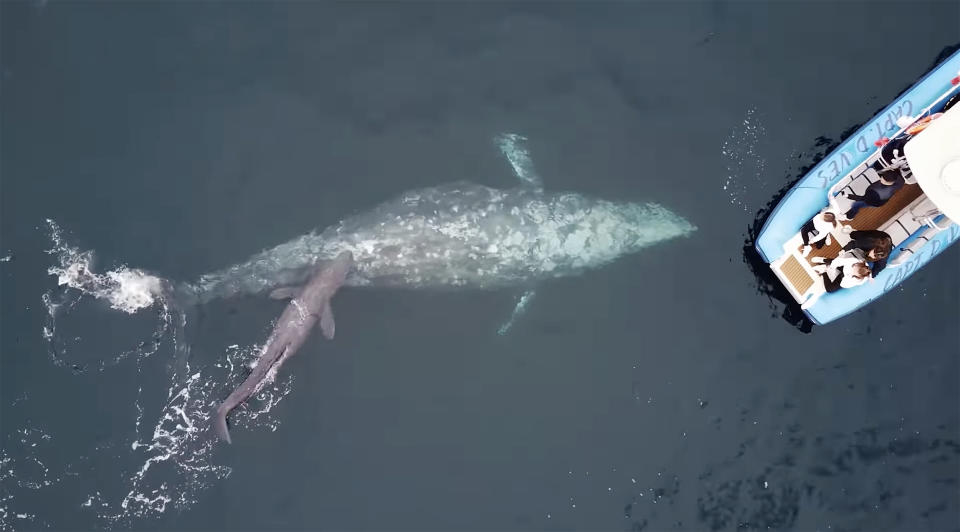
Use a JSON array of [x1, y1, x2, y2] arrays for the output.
[[213, 251, 353, 444]]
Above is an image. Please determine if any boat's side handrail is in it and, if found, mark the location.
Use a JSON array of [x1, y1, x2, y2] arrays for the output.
[[827, 80, 960, 212], [924, 214, 951, 231], [888, 215, 953, 267]]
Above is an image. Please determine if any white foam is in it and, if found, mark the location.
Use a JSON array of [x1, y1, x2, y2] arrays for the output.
[[0, 428, 57, 530], [9, 220, 297, 528], [0, 341, 296, 528], [44, 219, 163, 314]]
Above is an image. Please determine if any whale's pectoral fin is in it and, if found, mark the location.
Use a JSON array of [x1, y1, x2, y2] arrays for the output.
[[494, 133, 543, 190], [319, 301, 335, 340], [496, 289, 537, 336], [269, 286, 302, 300]]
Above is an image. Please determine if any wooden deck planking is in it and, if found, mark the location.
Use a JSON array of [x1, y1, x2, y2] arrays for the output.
[[780, 255, 815, 295]]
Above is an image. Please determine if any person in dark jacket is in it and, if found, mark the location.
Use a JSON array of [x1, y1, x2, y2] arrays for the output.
[[842, 168, 905, 220], [840, 229, 893, 277], [812, 229, 892, 277]]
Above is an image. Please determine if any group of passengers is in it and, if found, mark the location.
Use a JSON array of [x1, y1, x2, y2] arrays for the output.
[[797, 166, 903, 305], [796, 104, 956, 306], [801, 224, 892, 300]]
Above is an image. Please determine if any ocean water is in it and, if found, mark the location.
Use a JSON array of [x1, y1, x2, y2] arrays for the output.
[[1, 2, 958, 531]]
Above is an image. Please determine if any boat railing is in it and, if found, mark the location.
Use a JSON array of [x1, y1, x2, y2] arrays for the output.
[[827, 80, 960, 213], [888, 214, 953, 267]]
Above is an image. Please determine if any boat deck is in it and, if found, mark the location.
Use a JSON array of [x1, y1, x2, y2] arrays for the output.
[[804, 183, 923, 263], [773, 182, 926, 302], [756, 48, 960, 324]]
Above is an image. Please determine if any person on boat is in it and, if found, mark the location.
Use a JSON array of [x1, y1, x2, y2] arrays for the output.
[[873, 112, 946, 176], [800, 253, 873, 309], [814, 229, 892, 277], [813, 253, 873, 291], [874, 134, 911, 173], [840, 168, 905, 220], [797, 209, 838, 257]]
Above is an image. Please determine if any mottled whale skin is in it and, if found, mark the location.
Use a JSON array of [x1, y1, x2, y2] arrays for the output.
[[189, 181, 695, 304]]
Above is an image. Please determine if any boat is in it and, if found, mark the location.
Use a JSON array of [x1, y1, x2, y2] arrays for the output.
[[754, 48, 960, 326]]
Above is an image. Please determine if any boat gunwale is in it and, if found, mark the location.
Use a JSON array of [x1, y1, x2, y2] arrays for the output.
[[826, 86, 960, 213]]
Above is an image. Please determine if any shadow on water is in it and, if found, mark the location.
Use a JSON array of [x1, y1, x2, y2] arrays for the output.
[[742, 135, 846, 335], [742, 42, 960, 334]]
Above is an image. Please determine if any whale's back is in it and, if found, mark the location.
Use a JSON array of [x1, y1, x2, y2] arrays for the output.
[[319, 182, 695, 289], [191, 182, 695, 300]]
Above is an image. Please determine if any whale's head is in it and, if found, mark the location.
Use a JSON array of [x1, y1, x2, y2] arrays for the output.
[[528, 197, 696, 273]]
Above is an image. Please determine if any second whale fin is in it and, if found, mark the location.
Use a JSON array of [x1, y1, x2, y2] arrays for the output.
[[494, 133, 543, 191], [497, 289, 537, 336]]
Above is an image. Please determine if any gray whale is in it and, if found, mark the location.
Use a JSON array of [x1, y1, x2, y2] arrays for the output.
[[191, 181, 695, 303]]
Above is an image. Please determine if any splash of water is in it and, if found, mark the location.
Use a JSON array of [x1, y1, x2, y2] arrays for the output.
[[0, 220, 295, 529], [0, 428, 57, 531], [44, 219, 163, 314], [102, 344, 292, 527], [41, 219, 172, 374]]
